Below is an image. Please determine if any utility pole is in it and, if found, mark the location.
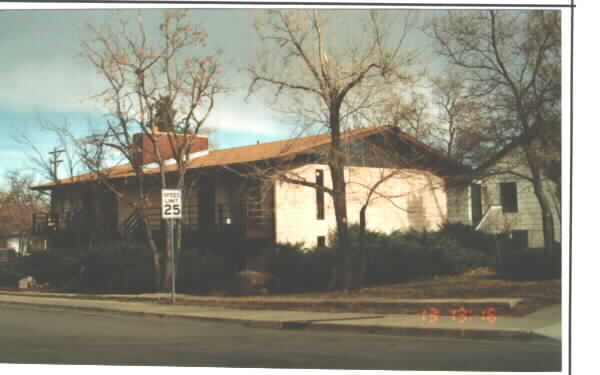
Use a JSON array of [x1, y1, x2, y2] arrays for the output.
[[48, 147, 65, 181]]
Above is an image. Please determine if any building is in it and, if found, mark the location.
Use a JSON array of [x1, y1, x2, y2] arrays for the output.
[[446, 141, 561, 249], [31, 126, 462, 250], [0, 205, 46, 255]]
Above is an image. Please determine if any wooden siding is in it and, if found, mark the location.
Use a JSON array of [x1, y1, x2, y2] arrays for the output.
[[446, 184, 471, 225], [116, 183, 201, 233], [447, 145, 561, 248]]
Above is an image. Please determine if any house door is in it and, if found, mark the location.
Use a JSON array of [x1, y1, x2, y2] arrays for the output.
[[471, 184, 482, 226]]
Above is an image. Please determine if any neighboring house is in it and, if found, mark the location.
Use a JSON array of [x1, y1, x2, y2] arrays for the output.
[[31, 126, 462, 250], [0, 233, 46, 255], [447, 141, 561, 249], [0, 206, 47, 254]]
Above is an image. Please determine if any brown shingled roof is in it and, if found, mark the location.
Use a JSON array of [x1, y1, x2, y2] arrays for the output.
[[31, 126, 455, 190]]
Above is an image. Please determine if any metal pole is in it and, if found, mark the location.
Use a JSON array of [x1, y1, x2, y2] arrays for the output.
[[170, 219, 176, 304]]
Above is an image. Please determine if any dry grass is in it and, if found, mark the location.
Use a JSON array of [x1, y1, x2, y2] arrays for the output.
[[172, 268, 561, 316], [302, 269, 561, 301], [3, 268, 561, 316]]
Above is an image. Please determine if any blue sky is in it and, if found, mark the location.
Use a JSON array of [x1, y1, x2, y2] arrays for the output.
[[0, 8, 296, 185], [0, 6, 438, 186]]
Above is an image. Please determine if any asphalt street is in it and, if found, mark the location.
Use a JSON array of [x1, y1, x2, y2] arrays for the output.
[[0, 303, 561, 371]]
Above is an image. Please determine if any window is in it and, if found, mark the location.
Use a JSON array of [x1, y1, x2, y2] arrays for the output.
[[316, 169, 324, 220], [500, 182, 518, 212], [317, 236, 326, 248]]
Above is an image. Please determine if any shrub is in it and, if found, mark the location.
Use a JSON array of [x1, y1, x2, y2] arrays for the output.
[[176, 247, 234, 294], [18, 250, 81, 289], [329, 225, 493, 287], [0, 263, 25, 288], [262, 243, 336, 294], [494, 245, 561, 280], [81, 241, 155, 293], [438, 223, 499, 256]]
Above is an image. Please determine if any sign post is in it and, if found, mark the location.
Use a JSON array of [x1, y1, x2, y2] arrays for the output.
[[162, 189, 182, 304]]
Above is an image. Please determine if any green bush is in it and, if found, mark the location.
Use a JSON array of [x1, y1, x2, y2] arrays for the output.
[[176, 247, 233, 293], [262, 243, 336, 294], [329, 225, 493, 287], [0, 263, 25, 288], [495, 244, 561, 280], [18, 250, 81, 289], [438, 223, 499, 256], [82, 241, 155, 293]]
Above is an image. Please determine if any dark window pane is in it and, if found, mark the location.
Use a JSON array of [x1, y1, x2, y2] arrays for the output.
[[500, 182, 518, 212], [317, 236, 326, 247]]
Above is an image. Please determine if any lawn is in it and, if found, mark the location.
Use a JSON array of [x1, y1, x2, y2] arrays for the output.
[[2, 268, 561, 316], [300, 268, 561, 300], [175, 268, 561, 316]]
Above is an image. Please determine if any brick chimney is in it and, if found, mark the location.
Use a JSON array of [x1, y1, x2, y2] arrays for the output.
[[133, 128, 209, 166]]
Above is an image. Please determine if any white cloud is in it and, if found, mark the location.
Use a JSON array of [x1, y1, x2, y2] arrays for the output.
[[207, 95, 293, 137]]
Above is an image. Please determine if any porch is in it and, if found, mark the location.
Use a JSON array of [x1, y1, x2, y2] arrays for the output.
[[33, 168, 276, 249]]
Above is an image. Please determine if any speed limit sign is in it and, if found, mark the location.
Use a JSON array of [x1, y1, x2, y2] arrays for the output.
[[161, 189, 182, 219]]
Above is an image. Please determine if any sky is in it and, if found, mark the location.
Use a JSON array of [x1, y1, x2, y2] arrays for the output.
[[0, 6, 444, 186], [0, 8, 288, 184], [0, 3, 563, 188]]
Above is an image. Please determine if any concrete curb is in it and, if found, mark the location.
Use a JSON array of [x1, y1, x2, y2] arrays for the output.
[[0, 290, 521, 315], [0, 299, 276, 328], [0, 298, 557, 343], [303, 322, 556, 342]]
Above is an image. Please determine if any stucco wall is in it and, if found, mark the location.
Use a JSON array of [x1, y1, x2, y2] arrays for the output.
[[274, 164, 448, 248]]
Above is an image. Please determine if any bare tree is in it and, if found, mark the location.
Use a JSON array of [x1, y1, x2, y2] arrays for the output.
[[16, 116, 83, 184], [429, 73, 489, 164], [0, 170, 49, 253], [429, 10, 561, 255], [246, 9, 419, 289], [82, 9, 223, 291]]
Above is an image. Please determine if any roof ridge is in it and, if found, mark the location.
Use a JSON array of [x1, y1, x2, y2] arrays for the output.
[[209, 126, 376, 154], [30, 125, 435, 190]]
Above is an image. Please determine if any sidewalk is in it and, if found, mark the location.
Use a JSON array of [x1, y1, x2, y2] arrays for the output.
[[0, 292, 561, 341]]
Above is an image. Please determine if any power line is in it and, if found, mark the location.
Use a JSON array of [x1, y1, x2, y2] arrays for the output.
[[48, 147, 65, 180]]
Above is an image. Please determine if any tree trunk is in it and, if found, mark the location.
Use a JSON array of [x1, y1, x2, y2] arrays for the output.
[[135, 171, 162, 292], [328, 111, 351, 290], [141, 212, 161, 292], [526, 148, 555, 258], [356, 205, 368, 290]]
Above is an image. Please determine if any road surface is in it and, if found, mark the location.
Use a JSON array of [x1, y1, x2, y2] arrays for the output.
[[0, 304, 561, 371]]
